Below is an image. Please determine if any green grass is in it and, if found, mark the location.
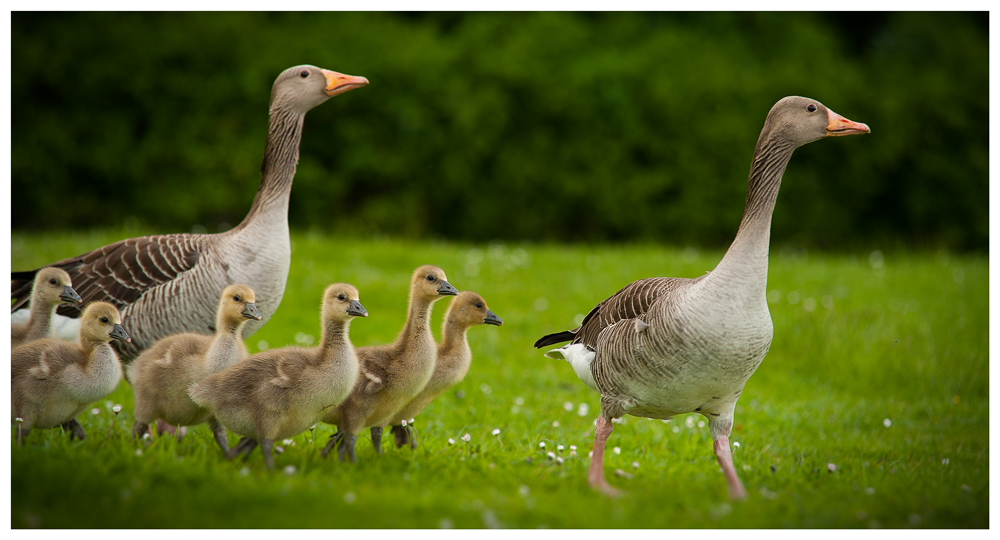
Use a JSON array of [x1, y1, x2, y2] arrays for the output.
[[10, 229, 988, 528]]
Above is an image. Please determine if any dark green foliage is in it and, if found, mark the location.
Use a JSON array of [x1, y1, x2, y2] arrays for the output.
[[11, 12, 987, 250]]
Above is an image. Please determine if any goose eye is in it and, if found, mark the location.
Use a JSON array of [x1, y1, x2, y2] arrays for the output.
[[426, 275, 436, 282], [299, 69, 310, 78], [338, 294, 346, 301], [233, 295, 241, 302], [475, 302, 483, 308], [49, 278, 57, 285], [807, 104, 817, 113], [100, 316, 109, 324]]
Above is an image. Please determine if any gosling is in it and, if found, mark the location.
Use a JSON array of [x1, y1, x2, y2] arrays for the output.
[[11, 267, 82, 348], [12, 302, 130, 444], [128, 284, 262, 452], [388, 291, 502, 449], [320, 265, 458, 462], [189, 284, 366, 469]]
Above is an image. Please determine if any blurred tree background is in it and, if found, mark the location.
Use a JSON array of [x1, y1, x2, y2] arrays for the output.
[[10, 12, 988, 251]]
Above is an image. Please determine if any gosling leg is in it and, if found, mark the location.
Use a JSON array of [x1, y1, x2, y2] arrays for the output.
[[320, 430, 343, 459], [260, 438, 275, 470], [208, 417, 229, 454], [61, 418, 86, 441], [337, 433, 358, 463], [132, 420, 150, 440], [370, 426, 383, 455]]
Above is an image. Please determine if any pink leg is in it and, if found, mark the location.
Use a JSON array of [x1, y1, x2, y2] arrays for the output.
[[713, 435, 747, 500], [587, 415, 622, 497]]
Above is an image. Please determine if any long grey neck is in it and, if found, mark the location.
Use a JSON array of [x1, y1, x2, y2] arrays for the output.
[[235, 105, 304, 231], [707, 135, 796, 296]]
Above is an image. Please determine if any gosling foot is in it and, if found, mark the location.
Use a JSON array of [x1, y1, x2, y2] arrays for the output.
[[391, 424, 418, 449], [61, 419, 86, 441], [227, 437, 258, 461]]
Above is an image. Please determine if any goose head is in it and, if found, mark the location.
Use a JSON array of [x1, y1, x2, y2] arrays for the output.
[[447, 291, 503, 329], [80, 302, 130, 343], [322, 283, 368, 322], [34, 267, 81, 306], [270, 64, 369, 114], [218, 284, 262, 323], [411, 265, 459, 301], [761, 96, 870, 149]]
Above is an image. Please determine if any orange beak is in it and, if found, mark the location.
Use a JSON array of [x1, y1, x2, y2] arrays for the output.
[[322, 69, 370, 97], [826, 108, 870, 136]]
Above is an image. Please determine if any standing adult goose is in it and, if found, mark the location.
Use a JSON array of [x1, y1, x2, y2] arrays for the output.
[[534, 96, 869, 498], [10, 267, 82, 348], [10, 65, 369, 362]]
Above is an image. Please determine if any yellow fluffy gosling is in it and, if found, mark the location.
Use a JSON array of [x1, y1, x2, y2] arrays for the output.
[[11, 267, 82, 348]]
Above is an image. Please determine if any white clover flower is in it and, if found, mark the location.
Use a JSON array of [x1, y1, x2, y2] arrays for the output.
[[570, 445, 577, 451], [672, 427, 680, 433], [577, 403, 590, 417], [309, 424, 317, 431], [91, 408, 100, 415], [409, 418, 415, 424], [563, 401, 574, 412], [539, 442, 546, 449], [448, 438, 455, 445], [135, 449, 143, 457], [275, 446, 285, 454], [557, 444, 565, 452], [515, 396, 524, 405], [883, 418, 892, 428], [546, 451, 556, 460], [569, 450, 577, 457], [685, 416, 695, 428], [401, 419, 408, 427], [15, 417, 23, 424], [556, 457, 564, 465], [461, 433, 471, 442], [283, 465, 296, 475], [492, 429, 501, 436], [697, 420, 705, 428], [733, 441, 741, 448], [142, 433, 151, 441], [552, 420, 560, 428], [283, 439, 294, 446], [827, 463, 837, 472], [112, 404, 122, 414], [613, 447, 621, 455]]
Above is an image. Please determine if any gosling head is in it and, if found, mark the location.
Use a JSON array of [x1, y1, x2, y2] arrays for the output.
[[218, 284, 262, 324], [270, 64, 369, 114], [410, 265, 459, 302], [33, 267, 82, 307], [447, 291, 503, 330], [79, 302, 130, 344], [761, 96, 870, 149], [322, 283, 368, 323]]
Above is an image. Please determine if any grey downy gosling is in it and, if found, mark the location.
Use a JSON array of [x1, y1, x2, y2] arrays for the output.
[[189, 284, 366, 469], [388, 291, 502, 449], [320, 265, 458, 462], [11, 267, 82, 348], [534, 97, 870, 498], [12, 302, 130, 444], [128, 284, 262, 452]]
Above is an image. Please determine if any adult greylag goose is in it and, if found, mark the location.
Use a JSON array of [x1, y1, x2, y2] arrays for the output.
[[388, 291, 502, 449], [10, 267, 82, 348], [10, 65, 369, 362], [127, 284, 262, 452], [534, 96, 870, 498], [319, 265, 458, 462], [188, 284, 367, 469], [12, 302, 130, 444]]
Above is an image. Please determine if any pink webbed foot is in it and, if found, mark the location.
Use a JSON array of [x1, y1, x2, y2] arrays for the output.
[[587, 414, 624, 497]]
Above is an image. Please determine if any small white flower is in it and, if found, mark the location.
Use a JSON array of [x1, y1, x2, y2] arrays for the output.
[[448, 438, 455, 445], [15, 417, 23, 423], [283, 465, 297, 475], [557, 445, 565, 452], [697, 420, 705, 428], [239, 467, 251, 477], [546, 451, 556, 460], [275, 446, 285, 454], [563, 401, 574, 412], [134, 449, 143, 457], [401, 419, 408, 427], [577, 403, 590, 417], [551, 420, 560, 427], [611, 417, 623, 424], [865, 487, 875, 495], [942, 458, 950, 465], [961, 484, 971, 493], [309, 424, 317, 431], [733, 441, 741, 448], [461, 433, 471, 442], [883, 418, 892, 428], [672, 427, 680, 433], [91, 408, 100, 415], [588, 451, 593, 458], [491, 428, 501, 436], [556, 457, 564, 465], [569, 450, 577, 457], [409, 418, 415, 425], [514, 397, 524, 405], [282, 439, 294, 446], [518, 485, 530, 497], [632, 461, 640, 469], [613, 447, 621, 455], [112, 404, 122, 414], [539, 441, 546, 448], [685, 416, 695, 428], [570, 445, 577, 451], [827, 463, 837, 472], [142, 433, 151, 441]]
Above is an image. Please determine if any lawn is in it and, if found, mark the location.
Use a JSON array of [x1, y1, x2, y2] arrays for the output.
[[8, 229, 989, 528]]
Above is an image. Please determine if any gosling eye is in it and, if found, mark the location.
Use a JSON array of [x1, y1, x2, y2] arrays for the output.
[[338, 294, 346, 301], [49, 278, 57, 285], [426, 275, 436, 282], [475, 302, 483, 309], [100, 316, 109, 324], [233, 295, 241, 303], [299, 69, 310, 78], [807, 104, 817, 113]]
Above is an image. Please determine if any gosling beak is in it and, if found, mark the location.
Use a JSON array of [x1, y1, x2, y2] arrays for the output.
[[484, 310, 503, 326], [347, 300, 368, 318], [322, 69, 369, 97], [437, 280, 459, 296], [242, 302, 263, 321], [109, 324, 131, 343], [60, 286, 82, 304], [826, 108, 870, 136]]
